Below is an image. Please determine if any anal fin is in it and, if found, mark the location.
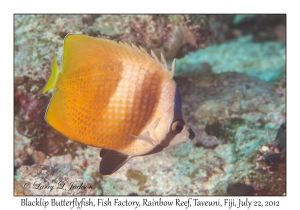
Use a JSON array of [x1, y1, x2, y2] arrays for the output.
[[99, 149, 132, 175]]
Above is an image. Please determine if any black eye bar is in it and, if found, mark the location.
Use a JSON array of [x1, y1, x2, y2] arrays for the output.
[[174, 86, 183, 120], [188, 128, 195, 140]]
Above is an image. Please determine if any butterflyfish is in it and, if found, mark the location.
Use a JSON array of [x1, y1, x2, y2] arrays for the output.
[[43, 34, 195, 175]]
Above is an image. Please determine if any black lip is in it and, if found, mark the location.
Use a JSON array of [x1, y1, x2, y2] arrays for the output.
[[188, 128, 196, 140]]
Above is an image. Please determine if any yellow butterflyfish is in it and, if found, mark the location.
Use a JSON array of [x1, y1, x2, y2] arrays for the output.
[[44, 34, 195, 175]]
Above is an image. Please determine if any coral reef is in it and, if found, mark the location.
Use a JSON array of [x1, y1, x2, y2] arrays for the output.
[[14, 14, 212, 173], [227, 182, 255, 196], [206, 14, 286, 43], [15, 15, 212, 81], [15, 73, 286, 195], [14, 14, 286, 196], [175, 35, 286, 81]]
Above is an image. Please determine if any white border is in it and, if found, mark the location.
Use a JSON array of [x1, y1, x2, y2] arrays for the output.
[[4, 0, 298, 209]]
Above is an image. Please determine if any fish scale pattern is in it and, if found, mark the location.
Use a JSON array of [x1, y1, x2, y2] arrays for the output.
[[46, 34, 177, 155], [57, 56, 163, 152]]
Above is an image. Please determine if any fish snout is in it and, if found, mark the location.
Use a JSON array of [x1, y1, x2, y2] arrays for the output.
[[188, 128, 195, 140]]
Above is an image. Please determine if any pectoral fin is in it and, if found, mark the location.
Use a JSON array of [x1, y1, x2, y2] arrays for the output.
[[130, 131, 156, 146], [99, 149, 132, 175]]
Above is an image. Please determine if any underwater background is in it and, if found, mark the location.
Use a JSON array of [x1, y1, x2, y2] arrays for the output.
[[14, 14, 286, 195]]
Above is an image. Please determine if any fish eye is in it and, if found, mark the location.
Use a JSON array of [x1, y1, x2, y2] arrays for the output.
[[171, 120, 185, 134]]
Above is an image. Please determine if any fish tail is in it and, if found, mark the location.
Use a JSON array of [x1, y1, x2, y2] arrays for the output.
[[43, 53, 60, 93]]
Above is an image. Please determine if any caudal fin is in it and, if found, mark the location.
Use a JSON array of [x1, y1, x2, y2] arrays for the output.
[[43, 53, 60, 93]]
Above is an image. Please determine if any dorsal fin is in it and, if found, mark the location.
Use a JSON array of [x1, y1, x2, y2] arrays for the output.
[[131, 43, 140, 51], [61, 34, 175, 78], [150, 50, 159, 63], [139, 46, 148, 54], [63, 34, 143, 77], [123, 41, 131, 48], [119, 40, 172, 75], [160, 53, 168, 70]]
